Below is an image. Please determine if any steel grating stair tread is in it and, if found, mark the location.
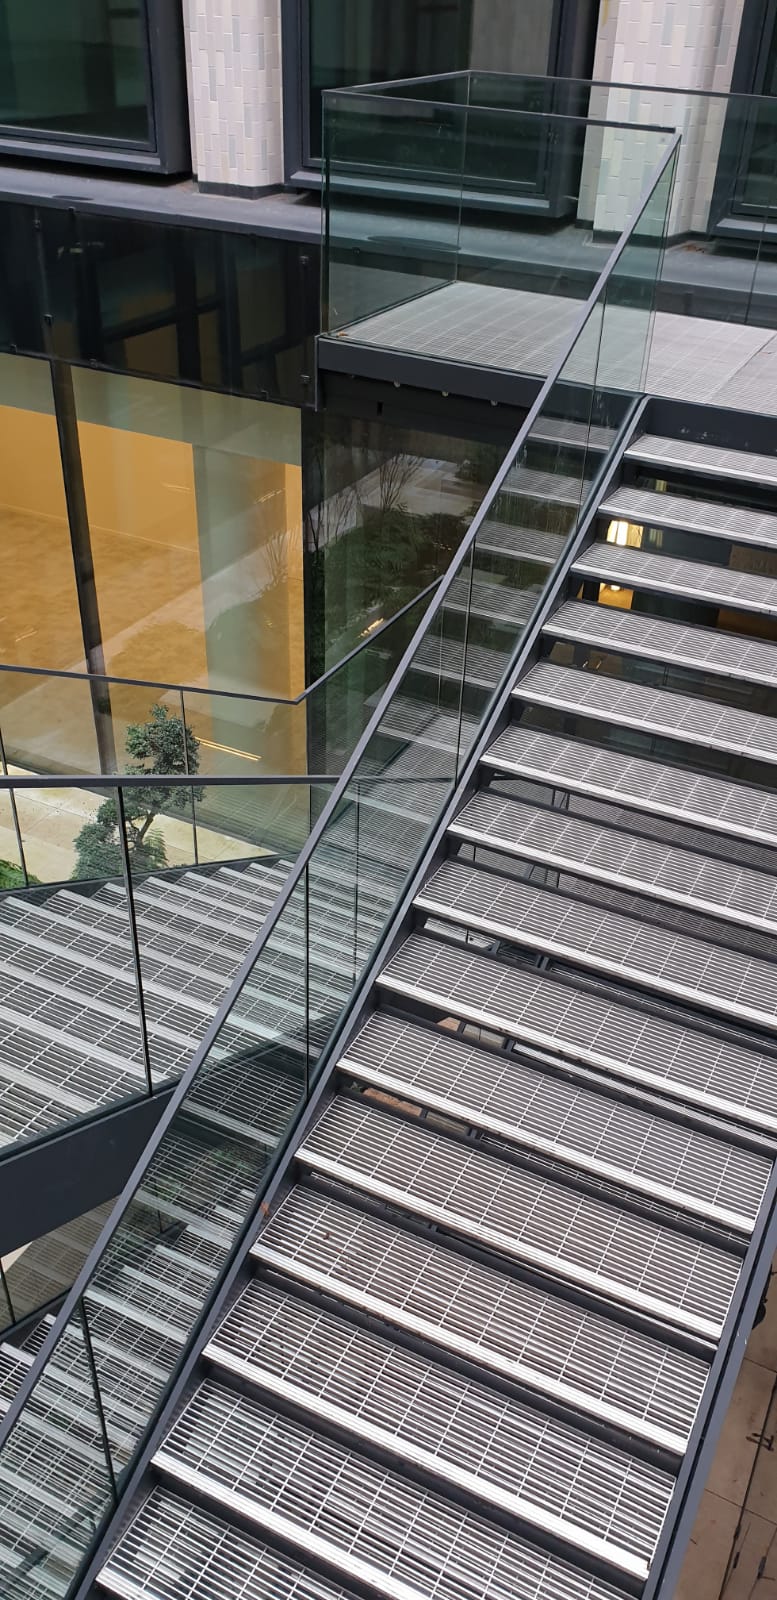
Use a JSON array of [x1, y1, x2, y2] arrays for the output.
[[625, 433, 777, 488], [339, 1012, 769, 1231], [477, 520, 566, 566], [380, 932, 777, 1134], [514, 661, 777, 764], [154, 1380, 633, 1600], [485, 723, 777, 845], [547, 598, 777, 686], [452, 787, 777, 938], [446, 572, 543, 625], [252, 1184, 709, 1455], [532, 417, 616, 452], [412, 632, 508, 689], [599, 484, 777, 548], [573, 541, 777, 615], [298, 1096, 741, 1340], [204, 1276, 674, 1577], [502, 464, 584, 507], [417, 857, 777, 1032], [98, 1489, 367, 1600]]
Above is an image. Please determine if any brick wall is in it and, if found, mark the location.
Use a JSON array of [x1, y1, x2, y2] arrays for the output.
[[183, 0, 284, 191]]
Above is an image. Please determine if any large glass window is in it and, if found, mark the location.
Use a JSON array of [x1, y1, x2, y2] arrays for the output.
[[307, 0, 556, 159], [72, 371, 304, 704], [0, 0, 150, 145]]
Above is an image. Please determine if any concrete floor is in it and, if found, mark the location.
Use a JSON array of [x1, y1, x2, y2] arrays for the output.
[[675, 1261, 777, 1599], [340, 279, 777, 414]]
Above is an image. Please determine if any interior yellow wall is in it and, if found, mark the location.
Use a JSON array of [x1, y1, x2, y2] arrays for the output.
[[0, 405, 85, 673], [78, 420, 210, 691]]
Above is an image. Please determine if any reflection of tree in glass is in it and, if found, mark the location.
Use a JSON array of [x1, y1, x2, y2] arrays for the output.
[[73, 705, 202, 880]]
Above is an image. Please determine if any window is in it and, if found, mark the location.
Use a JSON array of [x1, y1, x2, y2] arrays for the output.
[[290, 0, 597, 172], [0, 0, 189, 172], [717, 0, 777, 224]]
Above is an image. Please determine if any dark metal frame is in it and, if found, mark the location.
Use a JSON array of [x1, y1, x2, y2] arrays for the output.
[[0, 134, 682, 1593], [0, 0, 190, 174]]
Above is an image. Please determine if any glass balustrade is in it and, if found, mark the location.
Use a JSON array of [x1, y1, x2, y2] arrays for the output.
[[0, 130, 678, 1600]]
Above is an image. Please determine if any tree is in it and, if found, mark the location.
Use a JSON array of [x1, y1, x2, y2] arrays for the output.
[[73, 705, 202, 881]]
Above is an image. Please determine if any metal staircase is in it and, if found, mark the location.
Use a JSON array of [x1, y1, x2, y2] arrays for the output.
[[4, 137, 777, 1600], [79, 417, 777, 1600]]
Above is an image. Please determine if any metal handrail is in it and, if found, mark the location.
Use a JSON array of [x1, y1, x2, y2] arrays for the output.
[[323, 84, 675, 133], [0, 125, 680, 1493], [0, 578, 440, 709], [342, 67, 777, 112]]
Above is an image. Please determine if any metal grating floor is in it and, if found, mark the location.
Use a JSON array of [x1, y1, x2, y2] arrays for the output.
[[100, 1488, 363, 1600], [253, 1185, 709, 1450], [207, 1277, 674, 1571], [484, 723, 777, 845], [625, 433, 777, 489], [300, 1097, 741, 1337], [514, 661, 777, 764], [477, 521, 566, 566], [573, 542, 777, 616], [417, 857, 777, 1032], [341, 1012, 769, 1229], [547, 599, 777, 687], [599, 485, 777, 548], [453, 788, 777, 938], [157, 1380, 631, 1600], [380, 932, 777, 1133]]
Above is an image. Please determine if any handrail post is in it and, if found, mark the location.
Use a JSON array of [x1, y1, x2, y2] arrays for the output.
[[115, 785, 154, 1099]]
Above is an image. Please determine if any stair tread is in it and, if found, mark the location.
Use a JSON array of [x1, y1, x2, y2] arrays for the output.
[[626, 433, 777, 488], [514, 661, 777, 763], [599, 485, 777, 548], [341, 1012, 769, 1230], [380, 932, 777, 1133], [417, 856, 777, 1033], [454, 787, 777, 937], [207, 1277, 674, 1573], [486, 723, 777, 844], [98, 1488, 362, 1600], [574, 541, 777, 614], [254, 1184, 709, 1452], [300, 1096, 741, 1339], [547, 599, 777, 686], [477, 519, 565, 566], [156, 1379, 633, 1600]]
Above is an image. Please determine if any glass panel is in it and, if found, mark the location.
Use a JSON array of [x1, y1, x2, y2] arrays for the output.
[[0, 1261, 11, 1327], [308, 0, 555, 160], [323, 89, 467, 333], [0, 782, 26, 889], [323, 94, 675, 368], [1, 1201, 111, 1329], [82, 870, 311, 1483], [0, 354, 86, 682], [303, 409, 469, 675], [72, 369, 305, 698], [0, 783, 151, 1152], [0, 0, 149, 145], [0, 1302, 116, 1599]]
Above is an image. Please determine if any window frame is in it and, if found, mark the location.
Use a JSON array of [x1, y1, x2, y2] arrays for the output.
[[710, 0, 777, 233], [281, 0, 597, 190], [0, 0, 190, 174]]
